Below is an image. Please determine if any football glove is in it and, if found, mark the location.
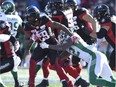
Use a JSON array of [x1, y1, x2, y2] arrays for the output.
[[40, 42, 49, 49]]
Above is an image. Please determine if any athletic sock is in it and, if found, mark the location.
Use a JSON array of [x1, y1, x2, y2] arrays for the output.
[[28, 64, 41, 85], [11, 71, 19, 85], [35, 65, 41, 75], [29, 59, 37, 87], [42, 58, 50, 78], [54, 59, 69, 81]]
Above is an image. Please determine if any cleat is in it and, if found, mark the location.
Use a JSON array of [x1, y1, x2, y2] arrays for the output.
[[36, 79, 49, 87], [74, 77, 90, 87], [62, 81, 68, 87]]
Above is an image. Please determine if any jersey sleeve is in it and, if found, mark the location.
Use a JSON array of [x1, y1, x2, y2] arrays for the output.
[[42, 15, 53, 28], [78, 8, 88, 20]]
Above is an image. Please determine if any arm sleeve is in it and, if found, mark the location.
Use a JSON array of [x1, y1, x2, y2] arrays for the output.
[[97, 28, 107, 38]]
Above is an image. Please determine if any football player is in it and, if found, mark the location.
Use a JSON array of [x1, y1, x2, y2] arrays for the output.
[[1, 1, 23, 87], [40, 32, 116, 87], [24, 5, 73, 87], [90, 4, 116, 71]]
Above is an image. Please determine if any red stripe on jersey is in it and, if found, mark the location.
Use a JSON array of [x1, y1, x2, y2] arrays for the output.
[[79, 11, 93, 32], [79, 11, 86, 20], [85, 22, 93, 32], [107, 29, 116, 44], [52, 15, 63, 23], [52, 15, 63, 34], [46, 20, 52, 28], [101, 22, 116, 44]]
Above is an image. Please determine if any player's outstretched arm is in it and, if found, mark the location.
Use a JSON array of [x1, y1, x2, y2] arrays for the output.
[[40, 35, 79, 51]]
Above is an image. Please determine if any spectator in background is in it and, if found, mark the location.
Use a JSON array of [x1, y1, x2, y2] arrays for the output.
[[105, 1, 115, 16], [38, 0, 48, 12], [75, 0, 81, 6], [0, 0, 2, 4], [27, 0, 40, 9], [80, 0, 96, 7], [26, 0, 48, 12]]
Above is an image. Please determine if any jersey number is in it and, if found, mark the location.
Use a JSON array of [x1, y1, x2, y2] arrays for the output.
[[9, 22, 18, 30]]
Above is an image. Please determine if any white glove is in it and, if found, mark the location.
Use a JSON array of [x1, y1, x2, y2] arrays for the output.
[[14, 41, 20, 52], [40, 42, 49, 49]]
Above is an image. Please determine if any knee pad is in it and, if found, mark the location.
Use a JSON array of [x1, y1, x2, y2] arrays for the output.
[[13, 56, 21, 72]]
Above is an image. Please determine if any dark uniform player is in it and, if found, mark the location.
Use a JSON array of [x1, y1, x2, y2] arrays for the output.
[[0, 20, 14, 73], [73, 7, 97, 45], [92, 4, 116, 71], [0, 17, 21, 87], [49, 0, 90, 87], [66, 0, 97, 86], [1, 1, 24, 87], [37, 0, 87, 87], [24, 6, 73, 87], [36, 0, 74, 87]]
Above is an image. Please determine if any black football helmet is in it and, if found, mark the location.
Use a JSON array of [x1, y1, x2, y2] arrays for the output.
[[1, 1, 15, 14], [66, 0, 77, 9], [26, 6, 40, 24], [94, 4, 110, 21]]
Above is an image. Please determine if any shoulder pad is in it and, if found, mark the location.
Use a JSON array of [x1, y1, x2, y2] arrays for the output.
[[0, 12, 7, 21]]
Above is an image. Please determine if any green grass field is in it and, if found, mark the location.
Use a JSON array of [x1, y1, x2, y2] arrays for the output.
[[1, 67, 116, 87]]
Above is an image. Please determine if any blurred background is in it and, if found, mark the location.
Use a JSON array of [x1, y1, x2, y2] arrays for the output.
[[0, 0, 115, 23]]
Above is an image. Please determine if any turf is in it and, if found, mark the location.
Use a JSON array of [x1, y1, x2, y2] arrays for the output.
[[1, 67, 116, 87]]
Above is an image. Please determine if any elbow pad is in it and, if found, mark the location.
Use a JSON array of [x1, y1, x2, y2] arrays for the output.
[[97, 28, 107, 38]]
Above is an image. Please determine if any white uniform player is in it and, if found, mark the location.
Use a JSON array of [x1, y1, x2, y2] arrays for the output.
[[40, 32, 116, 87]]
